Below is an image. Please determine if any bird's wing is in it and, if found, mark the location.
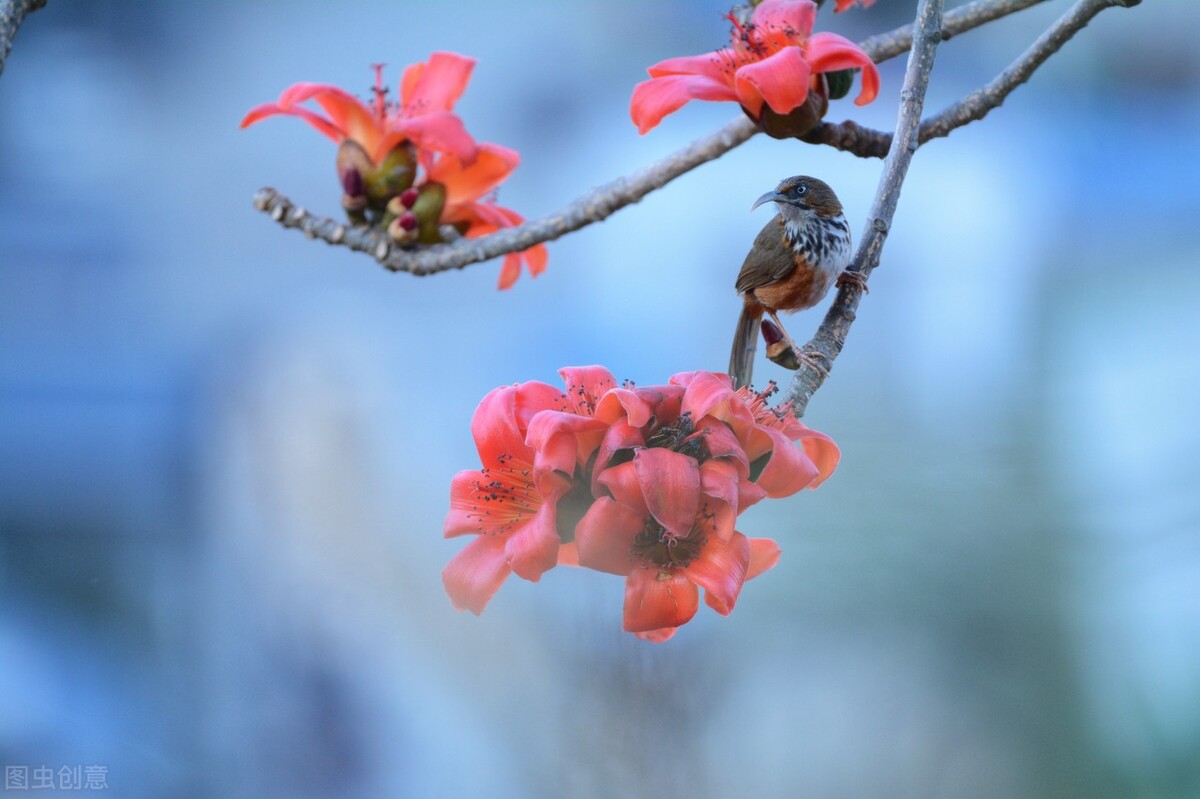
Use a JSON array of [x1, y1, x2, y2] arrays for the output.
[[735, 218, 795, 294]]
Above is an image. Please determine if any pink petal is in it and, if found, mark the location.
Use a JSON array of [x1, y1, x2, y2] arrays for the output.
[[623, 567, 699, 633], [525, 410, 607, 494], [738, 479, 768, 512], [574, 497, 643, 575], [694, 417, 750, 479], [594, 388, 655, 429], [596, 460, 650, 517], [734, 47, 812, 118], [636, 627, 679, 643], [747, 537, 782, 580], [559, 366, 618, 416], [797, 426, 840, 487], [751, 425, 821, 497], [401, 51, 476, 113], [394, 111, 479, 165], [699, 459, 741, 541], [240, 102, 346, 144], [470, 385, 529, 465], [751, 0, 818, 47], [591, 421, 646, 493], [647, 51, 734, 84], [630, 74, 739, 135], [633, 448, 700, 539], [445, 469, 491, 537], [557, 541, 580, 567], [806, 32, 881, 106], [687, 531, 751, 615], [514, 380, 566, 429], [504, 500, 561, 582], [443, 535, 511, 614], [679, 371, 755, 440]]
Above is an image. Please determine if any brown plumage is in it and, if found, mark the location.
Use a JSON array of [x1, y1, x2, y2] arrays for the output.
[[729, 176, 853, 389]]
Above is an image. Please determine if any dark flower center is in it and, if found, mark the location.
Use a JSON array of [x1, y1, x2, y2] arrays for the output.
[[555, 476, 595, 544], [630, 514, 708, 572], [644, 412, 710, 462]]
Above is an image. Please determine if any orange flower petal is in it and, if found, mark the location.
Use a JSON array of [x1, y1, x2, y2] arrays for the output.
[[630, 74, 739, 135], [806, 32, 881, 106], [401, 51, 476, 113], [429, 144, 519, 207], [734, 46, 812, 117], [442, 534, 511, 614], [497, 253, 522, 290], [687, 531, 751, 615], [285, 84, 386, 161], [623, 568, 699, 633]]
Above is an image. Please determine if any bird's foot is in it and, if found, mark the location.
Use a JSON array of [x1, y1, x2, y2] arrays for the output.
[[836, 269, 869, 293]]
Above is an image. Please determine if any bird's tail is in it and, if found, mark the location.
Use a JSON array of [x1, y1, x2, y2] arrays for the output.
[[729, 301, 763, 389]]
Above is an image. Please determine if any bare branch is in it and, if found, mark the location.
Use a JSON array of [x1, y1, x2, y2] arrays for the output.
[[806, 0, 1139, 159], [253, 0, 1055, 276], [0, 0, 45, 78], [786, 0, 946, 416]]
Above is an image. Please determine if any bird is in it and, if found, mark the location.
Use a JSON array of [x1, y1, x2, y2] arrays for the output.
[[728, 175, 859, 389]]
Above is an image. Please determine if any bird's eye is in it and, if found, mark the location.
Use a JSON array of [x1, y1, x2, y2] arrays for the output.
[[791, 184, 808, 197]]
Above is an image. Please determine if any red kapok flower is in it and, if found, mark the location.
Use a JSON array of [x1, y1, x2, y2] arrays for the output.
[[629, 0, 880, 135], [575, 448, 781, 642], [419, 144, 549, 290], [443, 367, 616, 612], [834, 0, 876, 12], [241, 53, 478, 165]]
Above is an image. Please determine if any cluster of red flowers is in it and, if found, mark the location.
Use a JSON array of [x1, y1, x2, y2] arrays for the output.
[[444, 367, 838, 642], [630, 0, 879, 139], [241, 54, 546, 289]]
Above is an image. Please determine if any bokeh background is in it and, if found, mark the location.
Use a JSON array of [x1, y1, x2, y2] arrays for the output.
[[2, 1, 1198, 796]]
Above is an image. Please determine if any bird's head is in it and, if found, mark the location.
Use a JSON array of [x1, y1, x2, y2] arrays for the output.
[[751, 176, 843, 221]]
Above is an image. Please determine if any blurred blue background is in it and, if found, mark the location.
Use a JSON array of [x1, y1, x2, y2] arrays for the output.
[[2, 1, 1198, 796]]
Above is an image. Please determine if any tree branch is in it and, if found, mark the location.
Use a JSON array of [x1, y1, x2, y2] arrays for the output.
[[804, 0, 1140, 159], [786, 0, 945, 416], [0, 0, 45, 78], [252, 0, 1053, 277]]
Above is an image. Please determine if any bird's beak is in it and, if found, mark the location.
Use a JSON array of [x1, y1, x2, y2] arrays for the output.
[[751, 190, 784, 211]]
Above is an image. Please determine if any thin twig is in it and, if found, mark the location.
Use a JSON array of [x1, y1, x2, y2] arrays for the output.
[[0, 0, 45, 78], [252, 0, 1052, 276], [786, 0, 945, 416], [805, 0, 1140, 159]]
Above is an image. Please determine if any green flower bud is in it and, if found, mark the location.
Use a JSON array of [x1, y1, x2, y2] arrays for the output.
[[365, 143, 416, 210], [825, 68, 856, 101], [410, 182, 447, 244]]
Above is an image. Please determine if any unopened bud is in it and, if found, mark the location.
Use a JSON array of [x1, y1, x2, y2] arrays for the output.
[[752, 82, 829, 140], [761, 319, 785, 347], [399, 187, 419, 209], [387, 213, 418, 244], [340, 166, 365, 198]]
